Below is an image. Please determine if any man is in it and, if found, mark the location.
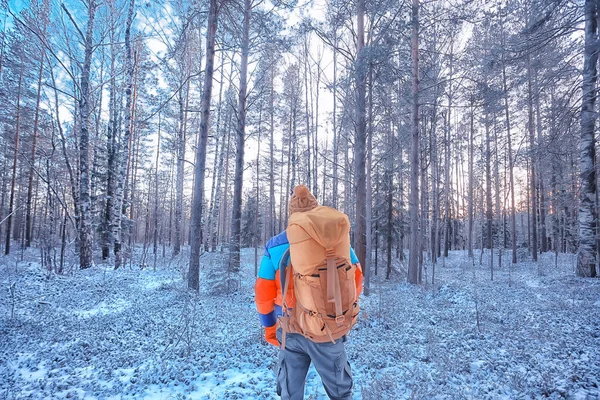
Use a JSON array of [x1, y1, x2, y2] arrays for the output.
[[254, 185, 363, 400]]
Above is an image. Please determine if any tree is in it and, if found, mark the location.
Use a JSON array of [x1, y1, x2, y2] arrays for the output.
[[113, 0, 136, 269], [4, 49, 23, 256], [577, 0, 598, 278], [407, 0, 420, 284], [78, 1, 98, 269], [189, 0, 220, 291], [354, 0, 368, 288], [241, 192, 261, 248], [228, 0, 251, 275]]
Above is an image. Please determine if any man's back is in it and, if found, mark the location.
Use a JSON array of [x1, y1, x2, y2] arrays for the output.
[[253, 185, 361, 400]]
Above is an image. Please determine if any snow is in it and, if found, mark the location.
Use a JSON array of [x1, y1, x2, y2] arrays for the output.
[[1, 249, 599, 399], [74, 299, 129, 318]]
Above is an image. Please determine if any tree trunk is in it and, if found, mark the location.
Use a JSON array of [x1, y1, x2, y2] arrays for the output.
[[255, 106, 262, 276], [291, 95, 298, 199], [127, 60, 141, 252], [284, 126, 291, 227], [485, 108, 493, 280], [526, 158, 531, 252], [314, 54, 322, 202], [102, 38, 118, 260], [527, 55, 538, 261], [50, 65, 79, 239], [221, 104, 233, 245], [0, 152, 7, 254], [173, 89, 185, 256], [443, 41, 454, 259], [43, 130, 57, 272], [354, 0, 367, 272], [78, 1, 97, 269], [386, 162, 393, 280], [269, 67, 277, 237], [332, 36, 339, 210], [443, 112, 451, 259], [501, 51, 517, 264], [430, 97, 439, 266], [91, 50, 105, 252], [113, 0, 135, 269], [228, 0, 251, 276], [5, 58, 23, 255], [25, 53, 45, 247], [550, 88, 560, 256], [213, 61, 235, 250], [206, 59, 224, 251], [408, 0, 420, 284], [364, 64, 373, 295], [304, 37, 312, 191], [468, 97, 475, 259], [420, 127, 428, 280], [493, 123, 502, 277], [534, 71, 548, 253], [153, 112, 161, 269], [577, 0, 599, 277], [189, 0, 219, 290]]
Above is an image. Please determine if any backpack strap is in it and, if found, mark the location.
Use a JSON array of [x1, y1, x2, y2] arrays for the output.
[[279, 248, 292, 349], [325, 248, 343, 326], [279, 248, 290, 291]]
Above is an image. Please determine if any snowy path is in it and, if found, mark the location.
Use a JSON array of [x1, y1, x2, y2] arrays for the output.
[[1, 249, 599, 399]]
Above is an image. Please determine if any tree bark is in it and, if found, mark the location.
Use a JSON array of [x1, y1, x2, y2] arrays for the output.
[[153, 112, 161, 269], [255, 106, 262, 276], [501, 50, 517, 264], [4, 57, 23, 255], [173, 88, 185, 256], [364, 64, 373, 295], [113, 0, 135, 269], [269, 67, 277, 237], [332, 35, 339, 210], [78, 1, 97, 269], [189, 0, 219, 290], [102, 33, 118, 260], [468, 97, 475, 259], [228, 0, 251, 275], [527, 55, 538, 261], [354, 0, 367, 272], [25, 53, 45, 247], [493, 122, 502, 277], [485, 108, 493, 279], [206, 59, 224, 251], [213, 61, 235, 250], [408, 0, 420, 284], [430, 88, 440, 266], [577, 0, 599, 278], [443, 40, 454, 259], [303, 37, 312, 192], [534, 72, 548, 253]]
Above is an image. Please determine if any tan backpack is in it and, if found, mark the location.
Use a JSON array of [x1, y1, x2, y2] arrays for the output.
[[279, 206, 360, 348]]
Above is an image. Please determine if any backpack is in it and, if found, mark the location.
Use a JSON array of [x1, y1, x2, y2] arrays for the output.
[[279, 206, 360, 347]]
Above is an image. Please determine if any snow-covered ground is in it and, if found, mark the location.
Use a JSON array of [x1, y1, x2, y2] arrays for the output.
[[1, 248, 599, 399]]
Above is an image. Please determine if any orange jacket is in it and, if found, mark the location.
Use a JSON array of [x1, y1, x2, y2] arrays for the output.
[[254, 231, 363, 328]]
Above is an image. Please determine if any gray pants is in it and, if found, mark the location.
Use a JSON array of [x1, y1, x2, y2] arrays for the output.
[[276, 329, 353, 400]]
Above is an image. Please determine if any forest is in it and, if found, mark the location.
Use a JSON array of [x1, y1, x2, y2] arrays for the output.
[[1, 0, 599, 398]]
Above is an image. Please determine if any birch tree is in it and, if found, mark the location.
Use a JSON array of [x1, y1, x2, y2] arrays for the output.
[[78, 1, 98, 269], [577, 0, 598, 278]]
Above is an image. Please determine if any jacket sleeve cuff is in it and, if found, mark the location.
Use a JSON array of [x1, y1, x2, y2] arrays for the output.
[[259, 311, 276, 328]]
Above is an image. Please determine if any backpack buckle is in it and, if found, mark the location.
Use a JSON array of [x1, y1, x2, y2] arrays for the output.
[[335, 315, 344, 324]]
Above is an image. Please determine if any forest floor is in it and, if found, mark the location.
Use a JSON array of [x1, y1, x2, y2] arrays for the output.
[[1, 247, 599, 399]]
